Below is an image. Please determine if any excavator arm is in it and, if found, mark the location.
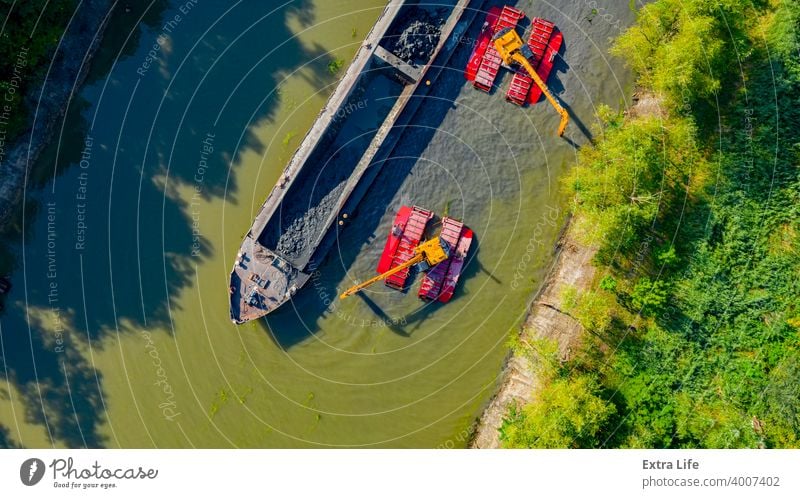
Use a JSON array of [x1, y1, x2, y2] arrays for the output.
[[339, 253, 423, 299], [511, 53, 569, 137], [493, 27, 569, 137]]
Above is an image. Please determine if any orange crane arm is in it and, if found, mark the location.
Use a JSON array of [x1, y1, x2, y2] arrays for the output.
[[339, 253, 423, 299], [492, 26, 569, 137], [512, 53, 569, 137]]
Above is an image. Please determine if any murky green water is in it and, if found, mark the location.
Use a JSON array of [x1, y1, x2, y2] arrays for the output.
[[0, 0, 634, 448]]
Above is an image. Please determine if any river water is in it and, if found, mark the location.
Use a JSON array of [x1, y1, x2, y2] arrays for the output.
[[0, 0, 634, 448]]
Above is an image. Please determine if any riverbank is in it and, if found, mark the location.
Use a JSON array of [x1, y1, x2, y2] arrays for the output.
[[471, 215, 597, 448], [0, 0, 114, 231], [470, 89, 667, 448], [472, 0, 800, 447]]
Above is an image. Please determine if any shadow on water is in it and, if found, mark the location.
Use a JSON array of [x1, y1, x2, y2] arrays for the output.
[[0, 0, 346, 447], [4, 316, 106, 448], [357, 294, 411, 338], [562, 102, 594, 146], [0, 423, 22, 448], [468, 238, 500, 284]]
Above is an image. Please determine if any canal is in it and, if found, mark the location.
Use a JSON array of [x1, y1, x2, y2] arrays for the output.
[[0, 0, 634, 447]]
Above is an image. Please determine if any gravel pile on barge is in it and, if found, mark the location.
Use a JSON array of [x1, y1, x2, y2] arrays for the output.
[[387, 7, 450, 65], [259, 74, 403, 265]]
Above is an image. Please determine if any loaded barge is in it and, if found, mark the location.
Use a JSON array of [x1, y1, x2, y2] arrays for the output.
[[230, 0, 476, 324]]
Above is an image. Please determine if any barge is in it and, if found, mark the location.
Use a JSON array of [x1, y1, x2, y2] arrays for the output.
[[373, 206, 473, 301], [515, 18, 563, 105], [468, 6, 525, 92], [463, 6, 500, 81], [229, 0, 476, 324]]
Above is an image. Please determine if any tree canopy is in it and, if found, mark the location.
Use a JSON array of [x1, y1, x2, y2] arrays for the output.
[[502, 0, 800, 448]]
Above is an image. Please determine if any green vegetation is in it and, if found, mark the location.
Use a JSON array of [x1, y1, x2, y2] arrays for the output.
[[442, 199, 453, 217], [281, 131, 297, 147], [501, 0, 800, 448], [209, 389, 229, 418], [235, 386, 253, 405], [209, 385, 253, 417], [0, 0, 76, 141], [501, 375, 616, 448], [327, 58, 345, 75]]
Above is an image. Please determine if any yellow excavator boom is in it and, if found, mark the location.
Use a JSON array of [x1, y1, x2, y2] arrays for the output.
[[339, 253, 424, 299], [493, 27, 569, 137], [339, 236, 451, 299]]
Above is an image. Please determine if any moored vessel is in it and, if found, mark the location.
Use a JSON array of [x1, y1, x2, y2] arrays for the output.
[[466, 7, 564, 107], [464, 6, 501, 81], [524, 19, 563, 104], [470, 5, 526, 93]]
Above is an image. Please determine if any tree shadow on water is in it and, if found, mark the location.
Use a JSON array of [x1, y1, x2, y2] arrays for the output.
[[0, 0, 344, 448], [0, 423, 22, 448], [1, 313, 105, 448]]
